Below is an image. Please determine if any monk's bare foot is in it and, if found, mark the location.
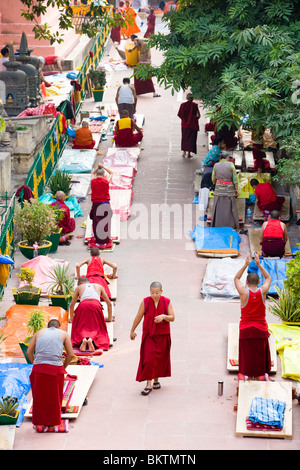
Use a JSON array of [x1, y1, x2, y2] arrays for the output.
[[80, 339, 87, 351], [87, 338, 95, 352], [182, 152, 186, 158]]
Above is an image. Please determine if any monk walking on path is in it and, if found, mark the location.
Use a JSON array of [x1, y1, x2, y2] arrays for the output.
[[130, 282, 175, 396]]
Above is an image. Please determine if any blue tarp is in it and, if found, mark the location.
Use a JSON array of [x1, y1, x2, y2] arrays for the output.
[[248, 258, 289, 294], [39, 193, 83, 218], [0, 362, 32, 427], [189, 225, 241, 253], [0, 255, 14, 265]]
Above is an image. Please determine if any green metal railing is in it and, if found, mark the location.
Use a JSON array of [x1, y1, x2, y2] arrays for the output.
[[0, 24, 110, 298]]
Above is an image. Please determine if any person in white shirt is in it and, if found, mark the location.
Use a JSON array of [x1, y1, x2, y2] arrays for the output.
[[115, 77, 137, 118], [0, 46, 9, 71]]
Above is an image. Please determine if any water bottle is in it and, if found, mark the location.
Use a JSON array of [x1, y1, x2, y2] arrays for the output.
[[246, 206, 252, 224], [33, 242, 39, 258]]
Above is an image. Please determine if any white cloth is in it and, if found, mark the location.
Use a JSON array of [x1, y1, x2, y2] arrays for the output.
[[199, 187, 209, 212]]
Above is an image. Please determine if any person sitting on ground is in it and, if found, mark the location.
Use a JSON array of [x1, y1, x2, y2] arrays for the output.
[[75, 246, 117, 299], [260, 210, 288, 258], [234, 253, 272, 379], [0, 46, 9, 71], [72, 121, 95, 149], [250, 179, 285, 215], [114, 109, 143, 147], [70, 278, 113, 353], [51, 191, 75, 246], [39, 55, 64, 74], [203, 137, 225, 166]]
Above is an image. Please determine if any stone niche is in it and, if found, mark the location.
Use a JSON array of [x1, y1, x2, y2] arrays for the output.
[[0, 151, 12, 194], [4, 116, 51, 175]]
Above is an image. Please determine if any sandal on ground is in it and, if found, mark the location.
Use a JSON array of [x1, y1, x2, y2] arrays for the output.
[[141, 388, 152, 396], [153, 94, 161, 97], [153, 382, 161, 389]]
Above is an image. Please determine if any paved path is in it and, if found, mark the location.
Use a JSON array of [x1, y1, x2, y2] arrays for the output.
[[6, 24, 300, 451]]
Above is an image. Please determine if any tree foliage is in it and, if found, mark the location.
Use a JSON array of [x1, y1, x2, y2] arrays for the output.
[[19, 0, 118, 44], [137, 0, 300, 140]]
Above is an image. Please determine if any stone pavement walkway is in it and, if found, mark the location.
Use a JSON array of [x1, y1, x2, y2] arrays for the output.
[[5, 22, 300, 452]]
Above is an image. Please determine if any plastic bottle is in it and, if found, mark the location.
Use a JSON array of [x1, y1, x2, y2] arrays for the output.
[[33, 242, 39, 258], [246, 206, 252, 224]]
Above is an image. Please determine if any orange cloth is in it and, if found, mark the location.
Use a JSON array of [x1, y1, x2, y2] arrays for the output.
[[121, 7, 140, 37], [74, 127, 93, 147]]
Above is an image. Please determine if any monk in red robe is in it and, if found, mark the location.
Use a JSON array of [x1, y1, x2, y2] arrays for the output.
[[250, 179, 285, 214], [75, 246, 117, 299], [177, 93, 200, 158], [114, 109, 143, 147], [90, 163, 113, 247], [144, 9, 156, 38], [234, 253, 272, 378], [27, 319, 73, 432], [51, 191, 75, 245], [130, 281, 175, 396], [70, 278, 112, 352]]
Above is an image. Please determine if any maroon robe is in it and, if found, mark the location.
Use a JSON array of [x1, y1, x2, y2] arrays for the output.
[[144, 13, 156, 38], [71, 298, 110, 351], [177, 100, 199, 154], [30, 364, 66, 426], [51, 199, 75, 234], [136, 295, 171, 382]]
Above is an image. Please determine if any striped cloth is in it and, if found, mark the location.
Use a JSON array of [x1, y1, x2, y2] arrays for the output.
[[247, 397, 286, 429]]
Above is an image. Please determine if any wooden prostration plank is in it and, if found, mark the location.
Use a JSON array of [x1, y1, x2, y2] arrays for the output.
[[227, 323, 277, 373], [25, 365, 99, 420], [236, 380, 293, 439], [253, 196, 290, 222], [0, 425, 16, 450], [248, 227, 291, 258]]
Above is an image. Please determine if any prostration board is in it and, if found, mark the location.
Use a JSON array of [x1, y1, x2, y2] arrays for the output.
[[84, 212, 120, 245], [227, 323, 277, 373], [248, 227, 292, 258], [25, 365, 99, 419], [253, 197, 290, 222], [236, 380, 292, 439]]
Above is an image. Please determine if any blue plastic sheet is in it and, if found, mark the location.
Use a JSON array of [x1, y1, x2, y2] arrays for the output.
[[189, 225, 241, 253], [39, 193, 83, 218], [56, 148, 97, 174], [0, 255, 14, 265], [248, 258, 288, 294], [0, 363, 32, 427]]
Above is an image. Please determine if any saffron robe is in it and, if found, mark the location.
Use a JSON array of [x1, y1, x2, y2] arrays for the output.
[[51, 198, 75, 234], [136, 296, 171, 382], [72, 127, 95, 149], [239, 288, 271, 377], [114, 117, 143, 147], [121, 6, 140, 37], [86, 256, 111, 298], [30, 364, 66, 426], [71, 298, 110, 351]]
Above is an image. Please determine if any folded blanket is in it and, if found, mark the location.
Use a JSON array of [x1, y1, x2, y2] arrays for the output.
[[248, 396, 286, 429]]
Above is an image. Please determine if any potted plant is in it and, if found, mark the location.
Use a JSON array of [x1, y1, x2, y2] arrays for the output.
[[47, 263, 75, 311], [0, 396, 20, 425], [45, 205, 65, 254], [12, 266, 41, 305], [87, 66, 106, 102], [14, 199, 58, 259], [47, 170, 72, 198], [269, 286, 300, 325], [19, 307, 47, 363]]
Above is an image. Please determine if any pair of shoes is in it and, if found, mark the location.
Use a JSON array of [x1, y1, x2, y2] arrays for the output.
[[141, 388, 152, 396], [153, 382, 161, 389], [153, 93, 161, 97], [64, 240, 71, 246]]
